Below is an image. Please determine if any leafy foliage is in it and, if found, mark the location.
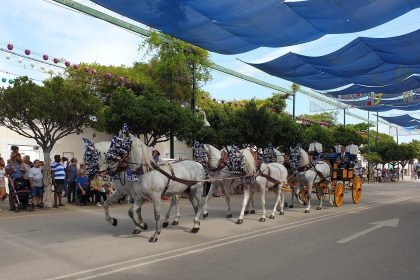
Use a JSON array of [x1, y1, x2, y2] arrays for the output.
[[0, 76, 101, 152]]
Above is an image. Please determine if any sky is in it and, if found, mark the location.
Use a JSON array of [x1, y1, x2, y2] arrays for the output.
[[1, 0, 420, 144]]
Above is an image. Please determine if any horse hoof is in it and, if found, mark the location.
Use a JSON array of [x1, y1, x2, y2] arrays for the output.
[[172, 221, 179, 225], [226, 214, 233, 218], [141, 223, 148, 230], [236, 219, 243, 224], [288, 205, 294, 208], [203, 213, 208, 219], [149, 236, 158, 242], [259, 218, 266, 222], [279, 211, 285, 215], [316, 206, 322, 210], [304, 210, 310, 213], [162, 222, 169, 228], [191, 227, 200, 233], [132, 229, 141, 234], [244, 210, 249, 215], [269, 215, 275, 219], [111, 218, 118, 227], [250, 210, 256, 214]]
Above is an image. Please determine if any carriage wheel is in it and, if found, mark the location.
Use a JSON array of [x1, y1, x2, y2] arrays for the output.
[[334, 181, 344, 207], [298, 187, 309, 206], [316, 184, 327, 200], [352, 176, 362, 204]]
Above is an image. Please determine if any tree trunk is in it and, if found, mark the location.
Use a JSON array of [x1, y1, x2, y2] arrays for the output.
[[42, 151, 53, 208]]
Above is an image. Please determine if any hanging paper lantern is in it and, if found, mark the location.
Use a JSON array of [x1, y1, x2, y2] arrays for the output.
[[5, 54, 11, 59], [24, 49, 31, 55], [221, 100, 225, 104], [17, 58, 23, 63], [105, 73, 112, 79], [30, 62, 35, 68], [7, 43, 13, 50], [64, 61, 70, 67], [2, 78, 6, 83], [43, 54, 49, 60], [73, 64, 78, 70], [48, 68, 54, 75], [40, 64, 45, 71], [118, 76, 125, 82], [212, 98, 216, 102], [9, 79, 14, 84], [91, 69, 97, 75], [83, 67, 89, 73], [53, 58, 59, 64]]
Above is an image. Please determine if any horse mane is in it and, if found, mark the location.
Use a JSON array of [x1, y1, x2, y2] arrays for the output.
[[128, 134, 154, 172], [242, 147, 257, 176]]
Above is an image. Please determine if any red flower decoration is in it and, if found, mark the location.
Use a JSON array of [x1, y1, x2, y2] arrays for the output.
[[24, 49, 31, 55], [43, 54, 49, 60], [73, 64, 78, 70], [65, 61, 70, 67], [53, 58, 59, 64], [7, 43, 13, 50]]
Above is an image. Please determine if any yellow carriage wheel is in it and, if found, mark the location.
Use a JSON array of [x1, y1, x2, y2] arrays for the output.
[[334, 181, 344, 207], [352, 176, 362, 204]]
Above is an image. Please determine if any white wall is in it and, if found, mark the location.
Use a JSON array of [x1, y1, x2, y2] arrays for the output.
[[0, 126, 193, 163]]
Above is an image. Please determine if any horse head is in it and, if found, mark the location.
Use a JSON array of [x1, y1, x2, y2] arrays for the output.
[[288, 144, 309, 172], [203, 144, 222, 170]]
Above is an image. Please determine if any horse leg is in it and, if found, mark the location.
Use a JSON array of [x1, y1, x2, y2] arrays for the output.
[[259, 182, 267, 222], [236, 184, 251, 224], [304, 184, 312, 213], [224, 180, 233, 218], [202, 182, 216, 218], [245, 187, 256, 215], [189, 185, 203, 233], [163, 194, 180, 227], [270, 184, 282, 218], [316, 184, 324, 210], [131, 195, 148, 234], [103, 189, 126, 226], [327, 180, 334, 206], [149, 193, 162, 242]]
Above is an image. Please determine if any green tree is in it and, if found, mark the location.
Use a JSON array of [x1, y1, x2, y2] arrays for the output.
[[0, 76, 102, 159], [103, 88, 201, 147]]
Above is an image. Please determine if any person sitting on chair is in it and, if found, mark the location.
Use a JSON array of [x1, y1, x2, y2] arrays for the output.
[[345, 140, 359, 165], [308, 138, 323, 161], [337, 146, 352, 168]]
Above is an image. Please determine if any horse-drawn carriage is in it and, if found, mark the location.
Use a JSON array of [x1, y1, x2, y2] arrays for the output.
[[299, 151, 362, 207]]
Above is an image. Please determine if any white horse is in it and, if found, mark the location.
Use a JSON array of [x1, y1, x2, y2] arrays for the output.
[[236, 147, 288, 224], [89, 141, 181, 230], [202, 144, 250, 218], [288, 145, 333, 213], [107, 135, 206, 242]]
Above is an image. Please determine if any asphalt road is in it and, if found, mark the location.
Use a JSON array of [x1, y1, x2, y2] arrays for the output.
[[1, 179, 419, 280]]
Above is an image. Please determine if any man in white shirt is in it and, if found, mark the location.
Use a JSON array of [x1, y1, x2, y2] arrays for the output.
[[308, 138, 323, 161], [346, 140, 360, 164]]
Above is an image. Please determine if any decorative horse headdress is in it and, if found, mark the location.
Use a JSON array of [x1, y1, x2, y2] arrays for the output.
[[83, 137, 101, 178], [105, 123, 133, 163]]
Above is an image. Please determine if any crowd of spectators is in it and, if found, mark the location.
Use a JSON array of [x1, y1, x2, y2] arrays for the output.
[[0, 145, 118, 212]]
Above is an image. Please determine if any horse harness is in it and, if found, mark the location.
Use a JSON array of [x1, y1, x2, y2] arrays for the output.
[[151, 161, 200, 195]]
